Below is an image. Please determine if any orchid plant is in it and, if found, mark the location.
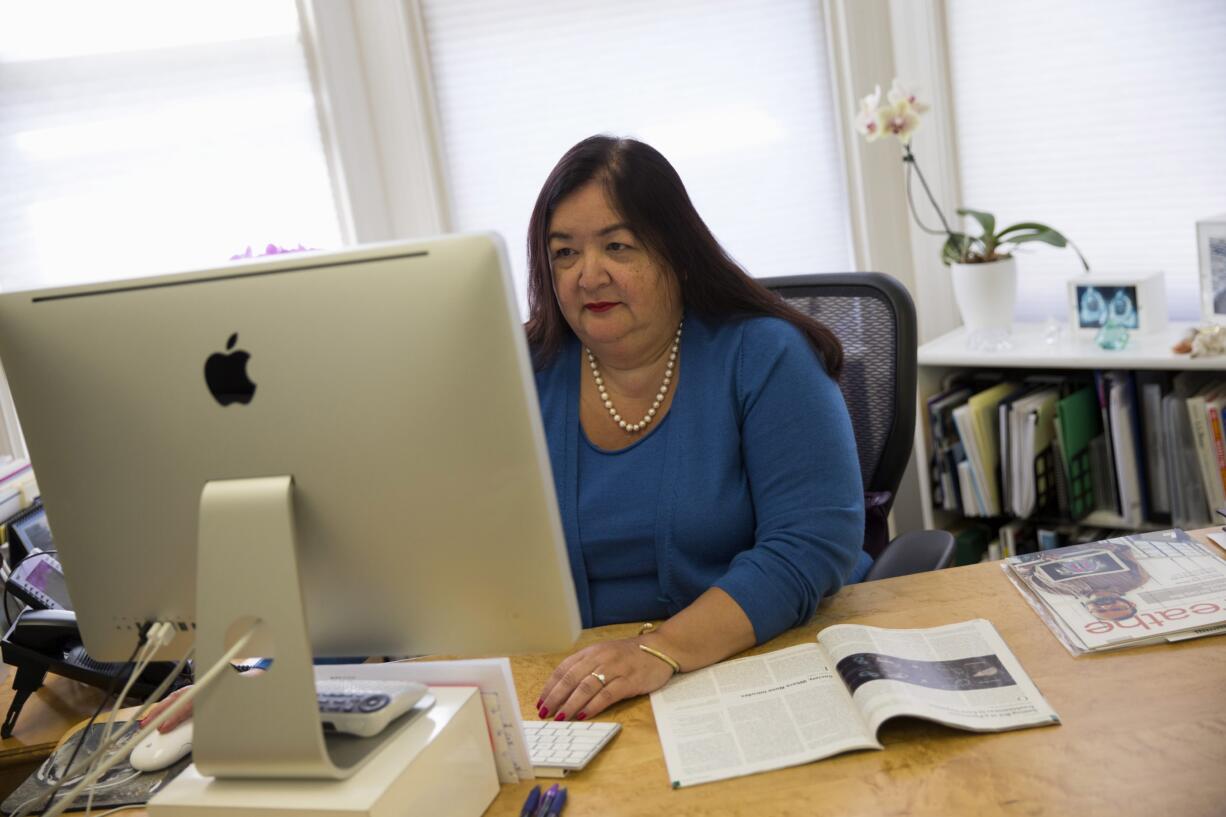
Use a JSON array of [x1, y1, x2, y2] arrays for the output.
[[855, 79, 1088, 271]]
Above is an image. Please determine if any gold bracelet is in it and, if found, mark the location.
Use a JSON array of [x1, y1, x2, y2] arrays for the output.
[[639, 643, 681, 674], [638, 622, 657, 636]]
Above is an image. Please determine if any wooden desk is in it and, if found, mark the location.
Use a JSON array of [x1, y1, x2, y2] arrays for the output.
[[4, 530, 1225, 816], [486, 528, 1226, 817]]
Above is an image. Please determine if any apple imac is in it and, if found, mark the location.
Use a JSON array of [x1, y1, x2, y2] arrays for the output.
[[0, 233, 580, 780]]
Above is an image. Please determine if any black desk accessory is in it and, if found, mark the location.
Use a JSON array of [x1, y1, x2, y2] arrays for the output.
[[0, 609, 192, 738]]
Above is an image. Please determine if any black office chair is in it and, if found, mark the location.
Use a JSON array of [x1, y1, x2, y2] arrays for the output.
[[763, 273, 955, 581]]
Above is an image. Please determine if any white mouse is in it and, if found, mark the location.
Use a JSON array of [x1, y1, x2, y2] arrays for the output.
[[129, 719, 193, 772]]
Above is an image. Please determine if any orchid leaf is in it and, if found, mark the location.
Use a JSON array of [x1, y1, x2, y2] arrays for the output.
[[1002, 230, 1068, 249], [941, 232, 972, 266], [996, 222, 1061, 240], [956, 208, 996, 238]]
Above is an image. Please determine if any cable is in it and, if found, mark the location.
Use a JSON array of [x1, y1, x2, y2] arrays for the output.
[[84, 624, 172, 815], [40, 625, 258, 817], [92, 806, 144, 817], [25, 646, 196, 817], [10, 626, 151, 817], [10, 625, 192, 817], [0, 562, 18, 627]]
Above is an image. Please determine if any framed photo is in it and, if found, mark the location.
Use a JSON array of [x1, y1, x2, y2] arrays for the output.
[[1197, 215, 1226, 323], [1066, 271, 1167, 336]]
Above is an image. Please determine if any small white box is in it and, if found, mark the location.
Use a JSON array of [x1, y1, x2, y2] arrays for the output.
[[150, 686, 499, 817], [1066, 271, 1167, 336]]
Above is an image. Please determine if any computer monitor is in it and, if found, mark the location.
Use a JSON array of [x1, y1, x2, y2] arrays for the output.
[[0, 233, 581, 667]]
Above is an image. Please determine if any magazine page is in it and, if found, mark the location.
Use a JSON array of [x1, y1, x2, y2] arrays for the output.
[[1003, 529, 1226, 654], [648, 643, 878, 788], [817, 619, 1060, 736]]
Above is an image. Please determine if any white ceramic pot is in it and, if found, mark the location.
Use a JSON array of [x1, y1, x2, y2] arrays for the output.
[[949, 256, 1018, 333]]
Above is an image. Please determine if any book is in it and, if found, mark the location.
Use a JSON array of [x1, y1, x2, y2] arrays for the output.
[[1186, 386, 1226, 511], [1205, 389, 1226, 501], [1003, 528, 1226, 655], [1162, 393, 1213, 528], [649, 619, 1059, 787]]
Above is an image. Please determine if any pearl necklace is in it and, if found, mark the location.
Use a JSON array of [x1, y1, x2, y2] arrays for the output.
[[585, 321, 683, 434]]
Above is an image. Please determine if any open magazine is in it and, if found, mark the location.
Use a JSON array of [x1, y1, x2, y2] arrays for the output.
[[1003, 528, 1226, 655], [649, 619, 1058, 788]]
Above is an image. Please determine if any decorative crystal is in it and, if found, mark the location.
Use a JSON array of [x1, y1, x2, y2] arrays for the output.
[[1095, 315, 1130, 351]]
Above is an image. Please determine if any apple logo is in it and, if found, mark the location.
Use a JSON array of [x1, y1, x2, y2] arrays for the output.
[[204, 333, 257, 406]]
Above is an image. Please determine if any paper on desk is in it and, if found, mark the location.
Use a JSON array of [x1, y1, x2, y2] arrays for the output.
[[365, 658, 533, 784], [1210, 531, 1226, 549]]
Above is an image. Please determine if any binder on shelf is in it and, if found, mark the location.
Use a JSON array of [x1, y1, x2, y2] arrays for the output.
[[998, 384, 1039, 516], [965, 382, 1019, 517], [1161, 394, 1201, 528], [1008, 388, 1059, 519], [927, 386, 973, 513], [1054, 387, 1101, 520], [1092, 372, 1124, 517], [1106, 373, 1145, 528], [1135, 371, 1171, 517]]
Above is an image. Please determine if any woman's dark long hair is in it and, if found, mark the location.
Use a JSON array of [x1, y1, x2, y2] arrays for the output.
[[525, 135, 843, 377]]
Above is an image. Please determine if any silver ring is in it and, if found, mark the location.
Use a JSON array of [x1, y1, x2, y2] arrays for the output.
[[589, 671, 607, 686]]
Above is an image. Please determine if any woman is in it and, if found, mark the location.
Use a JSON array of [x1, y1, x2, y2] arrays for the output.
[[528, 135, 868, 724]]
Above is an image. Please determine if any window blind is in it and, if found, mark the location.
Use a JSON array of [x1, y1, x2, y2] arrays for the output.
[[419, 0, 852, 313], [0, 1, 341, 292], [946, 0, 1226, 321]]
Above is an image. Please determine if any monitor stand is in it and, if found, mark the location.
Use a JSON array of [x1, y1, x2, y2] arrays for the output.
[[193, 475, 374, 779], [149, 476, 500, 816]]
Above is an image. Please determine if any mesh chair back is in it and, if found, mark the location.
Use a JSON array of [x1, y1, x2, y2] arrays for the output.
[[762, 274, 917, 503]]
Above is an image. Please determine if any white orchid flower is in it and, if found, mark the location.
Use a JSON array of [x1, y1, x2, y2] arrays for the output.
[[887, 79, 930, 115], [882, 98, 921, 144], [853, 85, 884, 141]]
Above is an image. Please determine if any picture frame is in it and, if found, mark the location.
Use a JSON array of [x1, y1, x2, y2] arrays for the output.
[[1197, 215, 1226, 323], [1066, 271, 1167, 336]]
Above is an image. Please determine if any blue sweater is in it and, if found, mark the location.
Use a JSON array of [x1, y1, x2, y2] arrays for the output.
[[534, 312, 867, 644]]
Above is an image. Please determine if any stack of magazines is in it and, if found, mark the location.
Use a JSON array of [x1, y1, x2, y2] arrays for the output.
[[1003, 529, 1226, 654]]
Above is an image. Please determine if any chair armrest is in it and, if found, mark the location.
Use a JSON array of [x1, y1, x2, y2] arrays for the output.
[[862, 529, 956, 582]]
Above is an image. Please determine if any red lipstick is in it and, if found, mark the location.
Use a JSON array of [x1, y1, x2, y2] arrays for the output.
[[584, 302, 617, 313]]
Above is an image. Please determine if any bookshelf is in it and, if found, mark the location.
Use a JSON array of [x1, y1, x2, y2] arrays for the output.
[[915, 320, 1224, 533]]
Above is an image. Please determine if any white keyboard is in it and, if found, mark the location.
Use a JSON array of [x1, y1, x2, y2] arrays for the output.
[[522, 720, 620, 776]]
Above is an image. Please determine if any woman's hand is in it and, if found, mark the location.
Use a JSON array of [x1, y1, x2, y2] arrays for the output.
[[139, 667, 266, 733], [536, 638, 675, 722], [140, 685, 194, 733]]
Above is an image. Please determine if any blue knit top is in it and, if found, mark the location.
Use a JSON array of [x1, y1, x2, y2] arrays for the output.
[[534, 312, 868, 644]]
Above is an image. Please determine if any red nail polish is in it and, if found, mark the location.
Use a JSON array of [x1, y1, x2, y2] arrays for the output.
[[555, 712, 566, 722], [535, 698, 543, 709], [576, 712, 587, 721], [539, 707, 549, 719]]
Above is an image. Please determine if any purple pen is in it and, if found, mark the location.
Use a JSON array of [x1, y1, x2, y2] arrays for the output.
[[532, 784, 559, 817], [518, 785, 541, 817], [546, 787, 568, 817]]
